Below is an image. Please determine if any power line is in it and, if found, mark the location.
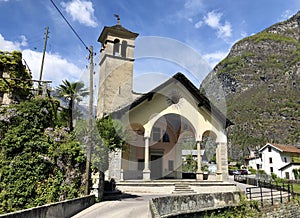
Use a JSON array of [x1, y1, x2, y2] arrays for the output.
[[50, 0, 90, 52]]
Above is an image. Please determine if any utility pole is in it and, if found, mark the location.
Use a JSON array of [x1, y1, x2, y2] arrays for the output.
[[85, 46, 94, 195], [38, 27, 49, 96], [39, 27, 49, 82]]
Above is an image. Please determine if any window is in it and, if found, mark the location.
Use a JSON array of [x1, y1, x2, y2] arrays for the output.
[[113, 39, 120, 56], [163, 133, 170, 142], [270, 167, 273, 173], [168, 160, 174, 171], [152, 127, 161, 142], [285, 172, 290, 179], [269, 157, 273, 163], [284, 157, 287, 163], [268, 147, 272, 152], [121, 40, 127, 57]]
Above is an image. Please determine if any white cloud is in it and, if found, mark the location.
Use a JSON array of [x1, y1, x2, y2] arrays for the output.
[[61, 0, 98, 28], [203, 11, 232, 39], [184, 0, 204, 11], [176, 0, 205, 21], [194, 20, 203, 29], [22, 50, 82, 86], [280, 10, 293, 21], [240, 31, 248, 38], [203, 51, 229, 68], [0, 34, 26, 51]]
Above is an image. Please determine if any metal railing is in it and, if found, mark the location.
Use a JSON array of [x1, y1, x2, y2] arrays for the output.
[[245, 180, 294, 206]]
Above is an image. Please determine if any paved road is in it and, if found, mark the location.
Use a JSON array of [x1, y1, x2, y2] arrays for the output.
[[227, 175, 256, 193], [72, 193, 162, 218]]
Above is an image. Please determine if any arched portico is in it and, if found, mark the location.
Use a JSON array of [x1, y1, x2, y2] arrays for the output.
[[142, 113, 196, 180]]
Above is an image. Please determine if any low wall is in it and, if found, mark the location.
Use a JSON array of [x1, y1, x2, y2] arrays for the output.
[[262, 201, 300, 217], [150, 191, 241, 218], [0, 195, 95, 218]]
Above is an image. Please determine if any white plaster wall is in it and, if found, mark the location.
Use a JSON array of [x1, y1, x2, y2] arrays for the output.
[[261, 148, 285, 177]]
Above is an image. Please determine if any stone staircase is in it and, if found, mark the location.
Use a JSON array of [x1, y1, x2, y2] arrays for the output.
[[172, 183, 196, 194]]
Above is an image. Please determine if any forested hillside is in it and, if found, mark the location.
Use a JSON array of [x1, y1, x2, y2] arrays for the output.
[[201, 12, 300, 159]]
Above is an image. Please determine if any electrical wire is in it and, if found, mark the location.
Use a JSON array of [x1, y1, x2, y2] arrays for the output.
[[50, 0, 90, 53]]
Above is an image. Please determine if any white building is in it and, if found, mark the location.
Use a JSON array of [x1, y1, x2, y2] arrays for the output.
[[258, 143, 300, 179]]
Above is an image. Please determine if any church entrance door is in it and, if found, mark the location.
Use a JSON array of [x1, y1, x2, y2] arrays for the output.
[[150, 154, 163, 179]]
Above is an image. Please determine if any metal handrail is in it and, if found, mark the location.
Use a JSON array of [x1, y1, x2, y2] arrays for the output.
[[245, 180, 294, 206]]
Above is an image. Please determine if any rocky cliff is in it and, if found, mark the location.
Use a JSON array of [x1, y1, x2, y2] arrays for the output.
[[201, 12, 300, 159]]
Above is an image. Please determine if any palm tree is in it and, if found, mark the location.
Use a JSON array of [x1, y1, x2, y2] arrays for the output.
[[56, 80, 89, 131]]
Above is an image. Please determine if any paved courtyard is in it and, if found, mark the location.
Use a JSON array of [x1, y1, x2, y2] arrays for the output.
[[72, 193, 163, 218], [73, 177, 282, 218]]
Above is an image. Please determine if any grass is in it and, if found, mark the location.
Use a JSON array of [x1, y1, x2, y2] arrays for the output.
[[292, 183, 300, 194]]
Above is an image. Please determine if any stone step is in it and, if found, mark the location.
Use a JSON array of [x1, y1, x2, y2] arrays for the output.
[[172, 183, 196, 194]]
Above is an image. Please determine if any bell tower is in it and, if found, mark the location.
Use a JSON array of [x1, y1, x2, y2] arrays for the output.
[[97, 16, 139, 118]]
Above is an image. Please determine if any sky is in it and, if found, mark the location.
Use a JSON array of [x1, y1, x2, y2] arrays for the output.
[[0, 0, 299, 93]]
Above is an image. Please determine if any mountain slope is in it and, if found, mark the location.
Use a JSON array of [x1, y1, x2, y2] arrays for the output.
[[201, 12, 300, 159]]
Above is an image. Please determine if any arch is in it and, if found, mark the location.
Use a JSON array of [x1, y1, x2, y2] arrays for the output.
[[202, 130, 217, 141], [113, 38, 120, 56], [149, 114, 196, 143], [121, 40, 127, 57], [144, 112, 198, 140], [201, 130, 217, 164], [147, 114, 197, 179]]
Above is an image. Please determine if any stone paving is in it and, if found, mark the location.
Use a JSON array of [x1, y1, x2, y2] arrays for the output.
[[71, 193, 163, 218]]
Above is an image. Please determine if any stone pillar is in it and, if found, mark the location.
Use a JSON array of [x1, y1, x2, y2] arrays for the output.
[[120, 169, 124, 181], [220, 142, 229, 180], [196, 140, 203, 180], [216, 143, 223, 181], [108, 150, 122, 181], [143, 136, 151, 180]]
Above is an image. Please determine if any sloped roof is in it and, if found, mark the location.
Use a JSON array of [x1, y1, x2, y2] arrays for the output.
[[98, 24, 139, 43], [279, 162, 300, 171], [259, 143, 300, 154], [113, 72, 233, 128]]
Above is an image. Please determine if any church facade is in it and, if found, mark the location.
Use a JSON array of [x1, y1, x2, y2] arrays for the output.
[[96, 19, 231, 181]]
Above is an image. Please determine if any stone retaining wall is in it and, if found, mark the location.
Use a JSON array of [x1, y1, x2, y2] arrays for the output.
[[0, 195, 95, 218], [149, 192, 241, 218], [261, 201, 300, 218]]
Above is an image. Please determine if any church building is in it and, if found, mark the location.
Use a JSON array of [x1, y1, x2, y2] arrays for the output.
[[96, 18, 232, 181]]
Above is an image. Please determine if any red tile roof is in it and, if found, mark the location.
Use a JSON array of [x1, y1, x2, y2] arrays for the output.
[[269, 143, 300, 154]]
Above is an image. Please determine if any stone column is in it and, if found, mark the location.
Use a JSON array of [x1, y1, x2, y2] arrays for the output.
[[196, 140, 203, 180], [216, 143, 223, 181], [220, 142, 229, 180], [143, 136, 151, 180], [120, 169, 124, 181]]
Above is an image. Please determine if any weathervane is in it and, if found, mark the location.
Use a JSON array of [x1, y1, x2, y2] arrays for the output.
[[114, 14, 120, 25]]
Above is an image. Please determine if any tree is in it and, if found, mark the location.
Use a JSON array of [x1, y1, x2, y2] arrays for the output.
[[56, 80, 88, 131], [96, 115, 125, 151], [94, 115, 126, 200], [0, 98, 85, 214], [182, 154, 197, 172], [74, 115, 126, 200], [75, 119, 109, 199], [0, 51, 32, 103]]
